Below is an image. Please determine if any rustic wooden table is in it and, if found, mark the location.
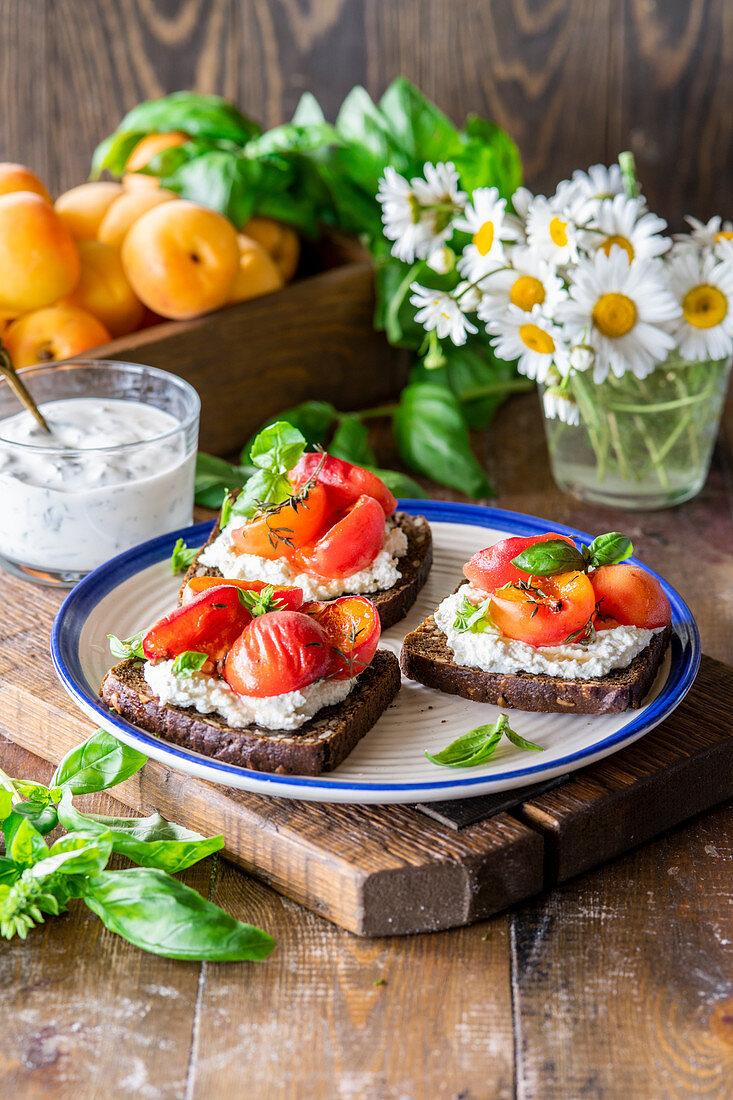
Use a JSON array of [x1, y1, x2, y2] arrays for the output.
[[1, 392, 731, 1099]]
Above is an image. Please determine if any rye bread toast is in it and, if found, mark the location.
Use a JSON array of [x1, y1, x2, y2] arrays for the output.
[[181, 502, 432, 630], [400, 611, 671, 715], [100, 649, 401, 776]]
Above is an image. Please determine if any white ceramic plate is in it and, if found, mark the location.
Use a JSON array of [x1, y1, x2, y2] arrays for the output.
[[52, 501, 700, 804]]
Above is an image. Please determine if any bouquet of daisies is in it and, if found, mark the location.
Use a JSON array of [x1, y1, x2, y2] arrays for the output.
[[377, 153, 733, 432]]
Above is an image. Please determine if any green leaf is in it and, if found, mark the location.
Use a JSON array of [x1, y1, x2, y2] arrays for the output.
[[108, 631, 145, 660], [31, 832, 113, 879], [51, 729, 147, 795], [12, 801, 58, 835], [194, 452, 252, 510], [393, 382, 491, 497], [335, 86, 396, 166], [170, 538, 200, 574], [586, 532, 634, 569], [3, 813, 48, 866], [236, 585, 287, 618], [454, 115, 523, 197], [502, 727, 544, 752], [241, 402, 338, 464], [452, 593, 495, 634], [0, 789, 12, 822], [170, 651, 208, 679], [90, 129, 146, 179], [379, 78, 461, 166], [291, 92, 326, 127], [57, 793, 223, 874], [330, 415, 376, 466], [84, 868, 275, 961], [510, 539, 586, 577], [0, 856, 20, 887], [250, 421, 306, 473], [425, 714, 544, 768], [113, 92, 260, 145], [442, 343, 523, 430], [160, 150, 260, 227]]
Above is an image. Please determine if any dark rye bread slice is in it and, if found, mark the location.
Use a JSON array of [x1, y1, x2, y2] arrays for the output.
[[181, 504, 433, 630], [400, 612, 672, 715], [100, 649, 401, 776]]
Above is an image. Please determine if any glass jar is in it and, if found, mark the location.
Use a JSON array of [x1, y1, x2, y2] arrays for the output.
[[0, 360, 200, 586], [540, 356, 732, 510]]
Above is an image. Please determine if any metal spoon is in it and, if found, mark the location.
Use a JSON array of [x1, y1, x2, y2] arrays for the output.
[[0, 342, 52, 434]]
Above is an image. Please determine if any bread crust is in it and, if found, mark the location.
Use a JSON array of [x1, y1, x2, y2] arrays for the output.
[[181, 504, 432, 630], [100, 649, 401, 776], [400, 613, 672, 714]]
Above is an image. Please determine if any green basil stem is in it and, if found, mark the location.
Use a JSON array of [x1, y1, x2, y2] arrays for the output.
[[357, 377, 533, 422], [619, 150, 639, 198]]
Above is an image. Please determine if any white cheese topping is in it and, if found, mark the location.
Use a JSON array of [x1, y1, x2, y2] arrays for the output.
[[143, 660, 354, 731], [198, 520, 408, 601], [433, 589, 664, 680]]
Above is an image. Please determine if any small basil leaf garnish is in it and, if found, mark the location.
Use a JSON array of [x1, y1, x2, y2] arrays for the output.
[[170, 538, 200, 574], [510, 539, 586, 577], [170, 651, 209, 679], [425, 714, 544, 768], [108, 632, 146, 660], [585, 532, 634, 569]]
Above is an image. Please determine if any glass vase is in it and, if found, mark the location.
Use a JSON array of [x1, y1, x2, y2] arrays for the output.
[[540, 356, 732, 510]]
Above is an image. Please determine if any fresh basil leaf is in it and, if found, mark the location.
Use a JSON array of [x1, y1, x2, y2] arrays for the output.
[[454, 115, 523, 197], [30, 832, 113, 879], [453, 594, 495, 634], [84, 868, 275, 961], [335, 86, 398, 167], [510, 539, 586, 576], [240, 402, 337, 464], [108, 631, 145, 660], [0, 789, 12, 822], [426, 727, 502, 767], [379, 78, 461, 166], [502, 727, 545, 752], [194, 452, 252, 510], [367, 467, 428, 500], [170, 651, 208, 679], [160, 150, 261, 226], [51, 729, 147, 795], [90, 129, 146, 179], [229, 467, 289, 522], [329, 415, 376, 467], [393, 382, 491, 497], [113, 92, 260, 145], [57, 793, 224, 874], [3, 813, 48, 866], [586, 532, 634, 569], [171, 538, 199, 574], [291, 91, 326, 127], [0, 856, 19, 887], [250, 421, 306, 473], [12, 801, 58, 835], [237, 585, 286, 618]]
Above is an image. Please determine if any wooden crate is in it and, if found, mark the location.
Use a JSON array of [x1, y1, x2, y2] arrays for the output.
[[80, 240, 410, 455]]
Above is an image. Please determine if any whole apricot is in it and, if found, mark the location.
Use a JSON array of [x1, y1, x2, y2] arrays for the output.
[[5, 305, 111, 368], [242, 216, 300, 282], [123, 131, 188, 190], [55, 181, 125, 241], [98, 188, 177, 250], [0, 162, 51, 203], [0, 192, 80, 314], [121, 200, 239, 319], [60, 240, 144, 337], [228, 234, 284, 303]]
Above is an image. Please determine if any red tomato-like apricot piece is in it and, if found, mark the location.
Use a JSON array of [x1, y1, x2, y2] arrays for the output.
[[303, 595, 380, 680], [464, 533, 575, 593], [185, 577, 303, 611], [293, 494, 385, 579], [143, 584, 253, 662], [231, 483, 329, 560], [289, 454, 397, 517], [590, 564, 671, 629], [489, 571, 596, 646], [223, 610, 333, 698]]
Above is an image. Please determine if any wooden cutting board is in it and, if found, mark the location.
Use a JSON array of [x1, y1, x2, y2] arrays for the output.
[[1, 570, 731, 936]]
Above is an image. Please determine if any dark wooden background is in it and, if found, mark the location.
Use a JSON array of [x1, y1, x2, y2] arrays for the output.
[[1, 0, 731, 228]]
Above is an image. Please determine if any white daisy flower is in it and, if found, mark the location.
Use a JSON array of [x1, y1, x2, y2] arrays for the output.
[[410, 284, 478, 346], [666, 249, 733, 362], [455, 187, 519, 281], [525, 194, 578, 265], [477, 246, 566, 323], [377, 162, 465, 264], [486, 304, 564, 382], [582, 195, 669, 263], [543, 386, 580, 426], [557, 249, 679, 382], [568, 343, 596, 374], [674, 215, 733, 254], [560, 163, 628, 221]]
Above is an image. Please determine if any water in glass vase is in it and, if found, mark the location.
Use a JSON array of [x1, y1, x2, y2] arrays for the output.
[[541, 357, 732, 510]]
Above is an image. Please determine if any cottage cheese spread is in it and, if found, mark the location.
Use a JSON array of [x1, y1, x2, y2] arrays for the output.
[[433, 589, 663, 680], [143, 660, 354, 730], [198, 521, 408, 601]]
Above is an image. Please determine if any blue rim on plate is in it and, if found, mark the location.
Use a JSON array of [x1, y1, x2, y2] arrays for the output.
[[51, 500, 701, 798]]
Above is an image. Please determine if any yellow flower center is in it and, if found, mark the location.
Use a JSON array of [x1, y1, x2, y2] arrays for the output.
[[472, 221, 495, 256], [600, 235, 635, 262], [510, 275, 546, 311], [682, 284, 727, 329], [592, 292, 637, 338], [549, 216, 568, 247], [519, 323, 555, 355], [715, 231, 733, 242]]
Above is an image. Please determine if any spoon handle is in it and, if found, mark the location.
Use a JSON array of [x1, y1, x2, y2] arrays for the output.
[[0, 346, 52, 434]]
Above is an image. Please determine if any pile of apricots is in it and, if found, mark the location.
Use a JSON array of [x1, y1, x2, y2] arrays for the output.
[[0, 132, 299, 368]]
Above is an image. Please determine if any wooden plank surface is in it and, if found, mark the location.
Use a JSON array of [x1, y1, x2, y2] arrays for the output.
[[2, 1, 732, 224]]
